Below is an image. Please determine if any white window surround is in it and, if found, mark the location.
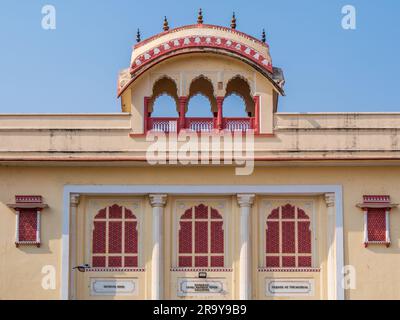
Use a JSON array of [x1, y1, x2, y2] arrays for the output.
[[61, 184, 344, 300]]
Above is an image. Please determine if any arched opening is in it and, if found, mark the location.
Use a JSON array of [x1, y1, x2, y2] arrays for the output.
[[147, 76, 179, 132], [151, 95, 177, 117], [223, 94, 249, 117], [149, 76, 179, 116], [224, 76, 254, 116], [186, 76, 217, 131], [186, 95, 214, 118]]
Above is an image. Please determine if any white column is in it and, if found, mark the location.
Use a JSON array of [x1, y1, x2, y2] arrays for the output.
[[69, 194, 80, 300], [149, 194, 167, 300], [385, 209, 390, 244], [325, 193, 336, 300], [237, 194, 255, 300]]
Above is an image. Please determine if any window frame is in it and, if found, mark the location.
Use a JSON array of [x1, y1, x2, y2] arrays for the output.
[[173, 199, 230, 269], [85, 198, 143, 269], [260, 199, 317, 269]]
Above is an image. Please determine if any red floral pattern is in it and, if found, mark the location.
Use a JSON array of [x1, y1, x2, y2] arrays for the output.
[[18, 210, 37, 242], [367, 208, 386, 242]]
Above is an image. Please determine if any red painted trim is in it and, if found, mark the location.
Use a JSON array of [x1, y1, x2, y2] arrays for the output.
[[133, 24, 269, 50], [254, 96, 260, 134], [130, 35, 272, 75], [216, 97, 224, 130]]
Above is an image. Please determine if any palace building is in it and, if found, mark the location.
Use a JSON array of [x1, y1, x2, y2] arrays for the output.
[[1, 11, 400, 300]]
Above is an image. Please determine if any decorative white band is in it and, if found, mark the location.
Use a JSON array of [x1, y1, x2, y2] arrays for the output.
[[85, 268, 145, 272], [170, 268, 233, 272], [258, 268, 321, 273]]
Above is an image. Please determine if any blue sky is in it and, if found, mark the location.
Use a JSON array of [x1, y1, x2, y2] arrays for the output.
[[0, 0, 399, 114]]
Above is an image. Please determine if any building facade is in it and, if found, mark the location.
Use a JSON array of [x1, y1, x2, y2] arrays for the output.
[[1, 15, 400, 300]]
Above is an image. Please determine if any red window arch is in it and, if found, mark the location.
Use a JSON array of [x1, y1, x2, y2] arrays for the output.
[[178, 204, 224, 268], [92, 204, 138, 268], [265, 204, 312, 268]]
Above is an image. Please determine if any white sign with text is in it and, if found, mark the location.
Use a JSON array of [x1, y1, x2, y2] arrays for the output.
[[265, 279, 315, 297]]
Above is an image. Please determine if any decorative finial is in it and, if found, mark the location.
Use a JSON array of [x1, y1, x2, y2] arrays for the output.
[[231, 12, 236, 29], [261, 29, 266, 43], [163, 16, 169, 31], [197, 8, 203, 24], [136, 28, 141, 43]]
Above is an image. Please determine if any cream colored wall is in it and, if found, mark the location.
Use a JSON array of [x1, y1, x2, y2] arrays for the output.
[[1, 165, 400, 299]]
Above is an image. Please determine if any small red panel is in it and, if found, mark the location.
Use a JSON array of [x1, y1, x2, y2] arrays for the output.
[[109, 204, 123, 219], [211, 221, 224, 253], [179, 221, 192, 254], [282, 221, 295, 253], [125, 221, 138, 253], [18, 210, 37, 242], [92, 221, 106, 254], [108, 221, 122, 253], [195, 221, 208, 253], [367, 208, 386, 242], [266, 221, 279, 254]]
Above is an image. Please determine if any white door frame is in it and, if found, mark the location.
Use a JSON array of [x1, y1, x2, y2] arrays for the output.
[[61, 184, 344, 300]]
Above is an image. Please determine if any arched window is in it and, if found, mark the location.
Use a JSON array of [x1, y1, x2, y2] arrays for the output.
[[178, 204, 224, 267], [186, 94, 214, 118], [224, 76, 254, 117], [223, 93, 249, 117], [186, 76, 216, 118], [152, 94, 178, 117], [149, 76, 179, 117], [265, 204, 312, 268], [92, 204, 138, 268]]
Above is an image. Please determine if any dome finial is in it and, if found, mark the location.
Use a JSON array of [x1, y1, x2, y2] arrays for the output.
[[197, 8, 203, 24], [231, 12, 237, 29], [261, 29, 266, 43], [163, 16, 169, 31], [136, 28, 141, 43]]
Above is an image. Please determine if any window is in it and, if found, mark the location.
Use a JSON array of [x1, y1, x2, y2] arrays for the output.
[[92, 204, 138, 268], [178, 204, 224, 267], [265, 204, 312, 268], [8, 195, 48, 247], [357, 195, 396, 247]]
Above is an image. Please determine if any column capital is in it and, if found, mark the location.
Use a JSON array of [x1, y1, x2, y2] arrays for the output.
[[70, 194, 80, 207], [325, 193, 335, 207], [237, 194, 255, 208], [178, 96, 188, 103], [216, 96, 225, 103], [149, 194, 168, 207]]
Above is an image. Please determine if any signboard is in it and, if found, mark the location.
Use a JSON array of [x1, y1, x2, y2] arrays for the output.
[[265, 279, 315, 297], [177, 278, 227, 297], [90, 278, 138, 296]]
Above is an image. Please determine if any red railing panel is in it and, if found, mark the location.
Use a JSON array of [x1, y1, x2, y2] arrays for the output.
[[186, 118, 215, 132], [148, 118, 178, 132], [223, 118, 254, 131]]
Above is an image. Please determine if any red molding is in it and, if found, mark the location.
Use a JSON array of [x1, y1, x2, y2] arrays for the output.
[[130, 35, 272, 75]]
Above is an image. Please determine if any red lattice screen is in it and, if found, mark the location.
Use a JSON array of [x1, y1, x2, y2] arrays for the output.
[[367, 208, 386, 242], [265, 204, 312, 268], [178, 204, 224, 268], [18, 209, 37, 242], [92, 204, 138, 268]]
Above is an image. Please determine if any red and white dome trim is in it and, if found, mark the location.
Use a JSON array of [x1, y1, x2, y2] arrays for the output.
[[130, 35, 273, 75]]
